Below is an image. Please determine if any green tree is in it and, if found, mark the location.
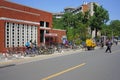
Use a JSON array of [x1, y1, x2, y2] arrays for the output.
[[109, 20, 120, 36], [101, 24, 111, 36], [53, 11, 90, 42], [62, 12, 78, 40], [52, 16, 64, 29], [62, 12, 74, 29], [67, 28, 74, 41], [53, 3, 110, 42], [90, 3, 109, 38]]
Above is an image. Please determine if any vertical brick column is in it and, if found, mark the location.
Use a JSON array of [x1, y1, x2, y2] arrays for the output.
[[0, 20, 6, 53], [37, 25, 40, 46]]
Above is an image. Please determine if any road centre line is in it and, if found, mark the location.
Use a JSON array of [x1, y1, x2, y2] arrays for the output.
[[41, 63, 86, 80]]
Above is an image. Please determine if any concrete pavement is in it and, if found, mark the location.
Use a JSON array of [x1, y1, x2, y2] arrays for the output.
[[0, 48, 85, 68]]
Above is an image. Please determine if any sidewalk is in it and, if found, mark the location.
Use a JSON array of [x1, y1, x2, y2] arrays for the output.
[[0, 43, 117, 68], [0, 48, 84, 68]]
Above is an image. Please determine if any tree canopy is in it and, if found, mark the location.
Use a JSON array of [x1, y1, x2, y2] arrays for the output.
[[90, 3, 109, 38], [53, 3, 110, 44], [109, 20, 120, 36]]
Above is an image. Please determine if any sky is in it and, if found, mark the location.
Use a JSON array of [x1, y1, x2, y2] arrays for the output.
[[9, 0, 120, 23]]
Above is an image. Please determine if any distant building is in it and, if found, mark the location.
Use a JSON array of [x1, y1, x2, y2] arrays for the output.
[[53, 12, 64, 19], [0, 0, 66, 53], [64, 7, 76, 13], [53, 2, 98, 18], [53, 2, 99, 38]]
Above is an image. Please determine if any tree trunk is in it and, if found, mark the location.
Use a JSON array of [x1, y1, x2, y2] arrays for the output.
[[95, 28, 98, 38]]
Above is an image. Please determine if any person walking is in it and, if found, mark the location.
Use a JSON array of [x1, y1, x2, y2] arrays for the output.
[[105, 39, 112, 53], [100, 38, 104, 48]]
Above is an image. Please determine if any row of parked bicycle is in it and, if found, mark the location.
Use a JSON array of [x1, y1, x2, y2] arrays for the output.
[[6, 45, 61, 57], [3, 43, 82, 58]]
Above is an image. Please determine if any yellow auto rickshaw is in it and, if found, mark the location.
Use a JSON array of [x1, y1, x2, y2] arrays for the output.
[[86, 38, 96, 50]]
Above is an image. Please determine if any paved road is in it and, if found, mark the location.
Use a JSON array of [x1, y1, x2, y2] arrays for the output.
[[0, 45, 120, 80]]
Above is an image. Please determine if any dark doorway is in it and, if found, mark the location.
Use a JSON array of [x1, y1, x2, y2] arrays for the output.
[[40, 30, 44, 43]]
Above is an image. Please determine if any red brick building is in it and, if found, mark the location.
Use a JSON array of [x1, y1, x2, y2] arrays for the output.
[[0, 0, 66, 53]]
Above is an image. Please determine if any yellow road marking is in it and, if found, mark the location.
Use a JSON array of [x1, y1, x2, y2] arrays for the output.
[[41, 63, 86, 80]]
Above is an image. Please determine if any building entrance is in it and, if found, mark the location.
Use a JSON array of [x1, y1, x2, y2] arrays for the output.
[[40, 30, 44, 43]]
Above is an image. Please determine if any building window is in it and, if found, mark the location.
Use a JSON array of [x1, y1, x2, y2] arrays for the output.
[[46, 22, 49, 27], [5, 22, 38, 47], [7, 29, 9, 31], [46, 30, 49, 33], [40, 21, 44, 27]]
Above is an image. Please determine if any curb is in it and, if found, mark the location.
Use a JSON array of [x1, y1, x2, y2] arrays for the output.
[[0, 48, 84, 68]]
